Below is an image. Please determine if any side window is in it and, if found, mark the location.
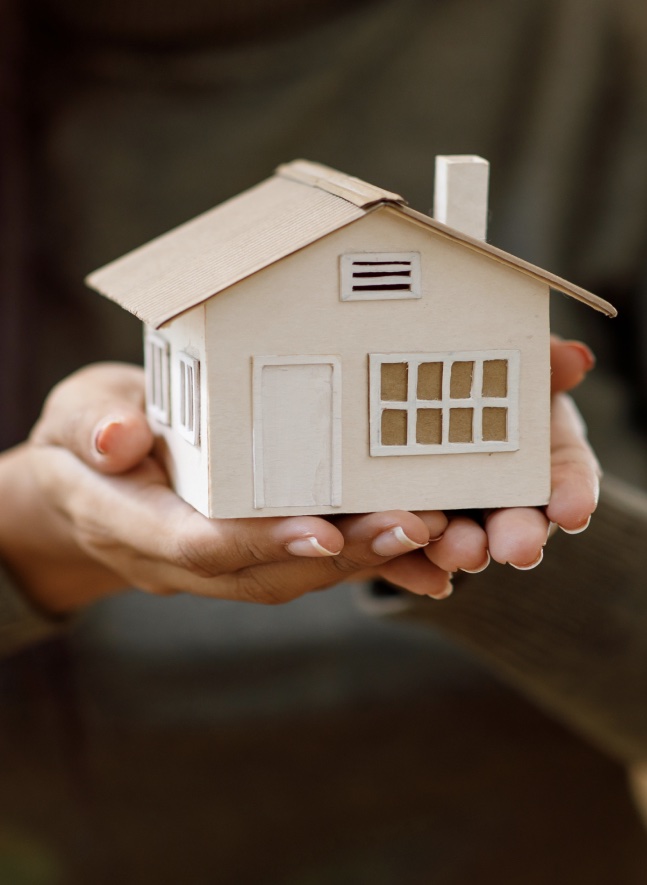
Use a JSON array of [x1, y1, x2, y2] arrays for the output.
[[369, 351, 520, 455], [178, 352, 200, 446], [144, 332, 170, 425], [340, 252, 421, 301]]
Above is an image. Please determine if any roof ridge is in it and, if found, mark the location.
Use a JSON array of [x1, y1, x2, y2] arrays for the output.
[[276, 159, 407, 209]]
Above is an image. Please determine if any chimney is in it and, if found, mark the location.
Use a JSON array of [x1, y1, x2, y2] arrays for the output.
[[433, 155, 490, 241]]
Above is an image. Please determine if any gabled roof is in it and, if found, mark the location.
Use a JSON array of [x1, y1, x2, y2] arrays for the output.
[[87, 160, 616, 327]]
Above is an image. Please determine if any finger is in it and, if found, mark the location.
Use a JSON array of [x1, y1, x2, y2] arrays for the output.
[[34, 448, 350, 587], [545, 393, 601, 532], [550, 335, 595, 394], [375, 550, 453, 599], [31, 362, 154, 474], [423, 515, 489, 573], [485, 506, 549, 569], [191, 510, 433, 604]]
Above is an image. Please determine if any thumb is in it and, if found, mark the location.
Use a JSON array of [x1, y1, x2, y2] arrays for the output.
[[31, 362, 154, 475]]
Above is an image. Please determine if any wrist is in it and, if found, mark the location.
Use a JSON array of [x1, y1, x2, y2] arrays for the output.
[[0, 444, 125, 614]]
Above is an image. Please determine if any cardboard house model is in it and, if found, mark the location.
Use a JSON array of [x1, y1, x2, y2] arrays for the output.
[[87, 156, 616, 519]]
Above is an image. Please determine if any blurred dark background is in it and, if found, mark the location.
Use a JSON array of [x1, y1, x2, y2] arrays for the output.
[[2, 0, 647, 881]]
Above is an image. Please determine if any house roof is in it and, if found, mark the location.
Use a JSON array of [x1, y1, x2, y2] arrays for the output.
[[86, 159, 616, 327]]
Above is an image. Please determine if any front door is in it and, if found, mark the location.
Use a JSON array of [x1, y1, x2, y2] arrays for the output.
[[253, 356, 341, 509]]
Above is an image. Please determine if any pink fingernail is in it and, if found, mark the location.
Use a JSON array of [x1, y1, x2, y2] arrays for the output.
[[94, 420, 122, 455], [510, 549, 544, 571], [286, 537, 340, 557], [428, 579, 454, 600], [461, 552, 491, 574], [560, 516, 591, 535], [372, 526, 428, 557], [568, 341, 596, 372]]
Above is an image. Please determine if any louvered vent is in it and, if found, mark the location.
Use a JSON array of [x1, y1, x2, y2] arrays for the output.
[[340, 252, 421, 301]]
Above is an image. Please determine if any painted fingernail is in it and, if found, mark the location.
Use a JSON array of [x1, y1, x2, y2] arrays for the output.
[[286, 537, 340, 557], [461, 552, 491, 574], [94, 420, 122, 455], [560, 516, 591, 535], [510, 549, 544, 571], [568, 341, 596, 372], [372, 526, 428, 557], [428, 578, 454, 600]]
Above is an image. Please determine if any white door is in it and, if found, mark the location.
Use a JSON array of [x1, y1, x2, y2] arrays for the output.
[[253, 356, 341, 509]]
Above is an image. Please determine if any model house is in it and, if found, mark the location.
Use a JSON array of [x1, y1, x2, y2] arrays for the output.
[[86, 157, 615, 518]]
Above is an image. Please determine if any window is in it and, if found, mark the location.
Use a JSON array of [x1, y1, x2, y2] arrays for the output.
[[145, 332, 170, 425], [340, 252, 421, 301], [369, 350, 520, 456], [178, 352, 200, 446]]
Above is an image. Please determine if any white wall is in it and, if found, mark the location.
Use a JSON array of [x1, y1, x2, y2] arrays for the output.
[[144, 306, 209, 516], [204, 207, 551, 518]]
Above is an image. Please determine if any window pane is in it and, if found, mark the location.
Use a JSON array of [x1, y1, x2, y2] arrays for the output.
[[382, 409, 407, 445], [483, 407, 507, 441], [450, 361, 473, 398], [482, 360, 508, 397], [381, 362, 408, 401], [449, 408, 473, 442], [416, 409, 442, 444], [417, 362, 443, 400]]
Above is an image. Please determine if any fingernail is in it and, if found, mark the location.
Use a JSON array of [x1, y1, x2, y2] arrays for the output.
[[510, 549, 544, 571], [286, 536, 340, 557], [461, 552, 491, 574], [372, 526, 428, 557], [560, 516, 591, 535], [94, 420, 122, 455], [568, 341, 596, 372], [428, 578, 454, 600]]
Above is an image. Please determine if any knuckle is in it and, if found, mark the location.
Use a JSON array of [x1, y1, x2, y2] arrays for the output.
[[230, 531, 269, 568], [174, 532, 222, 578], [233, 569, 289, 605]]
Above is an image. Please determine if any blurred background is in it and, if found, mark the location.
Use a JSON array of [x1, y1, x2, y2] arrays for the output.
[[2, 0, 647, 881]]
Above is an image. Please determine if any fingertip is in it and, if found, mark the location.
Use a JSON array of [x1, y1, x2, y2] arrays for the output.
[[550, 340, 596, 393], [545, 475, 599, 533], [486, 507, 549, 567], [93, 411, 154, 473]]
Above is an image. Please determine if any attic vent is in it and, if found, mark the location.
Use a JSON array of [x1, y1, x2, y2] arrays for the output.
[[340, 252, 421, 301]]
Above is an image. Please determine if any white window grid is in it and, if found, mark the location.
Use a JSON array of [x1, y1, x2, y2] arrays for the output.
[[177, 352, 200, 446], [369, 350, 520, 456], [145, 332, 170, 426], [340, 252, 421, 301]]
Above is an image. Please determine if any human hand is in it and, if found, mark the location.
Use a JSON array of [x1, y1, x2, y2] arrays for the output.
[[373, 336, 601, 595], [2, 363, 448, 613]]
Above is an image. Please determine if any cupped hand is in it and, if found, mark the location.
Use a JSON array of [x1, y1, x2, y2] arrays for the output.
[[375, 336, 600, 595], [17, 363, 449, 613]]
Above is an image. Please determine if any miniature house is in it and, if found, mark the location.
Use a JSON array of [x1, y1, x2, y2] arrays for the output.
[[87, 157, 615, 518]]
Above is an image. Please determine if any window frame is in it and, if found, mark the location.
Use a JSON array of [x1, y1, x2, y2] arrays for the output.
[[369, 350, 520, 456], [177, 352, 201, 446], [340, 252, 421, 301], [144, 332, 171, 426]]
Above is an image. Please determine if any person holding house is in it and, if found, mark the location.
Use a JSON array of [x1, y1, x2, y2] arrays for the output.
[[0, 335, 597, 638], [2, 336, 647, 835], [3, 0, 647, 876]]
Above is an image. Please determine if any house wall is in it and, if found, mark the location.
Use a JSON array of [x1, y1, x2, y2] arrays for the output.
[[204, 207, 550, 518], [144, 307, 209, 515]]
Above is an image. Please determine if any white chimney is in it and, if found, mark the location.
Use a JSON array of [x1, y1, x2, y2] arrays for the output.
[[433, 155, 490, 241]]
